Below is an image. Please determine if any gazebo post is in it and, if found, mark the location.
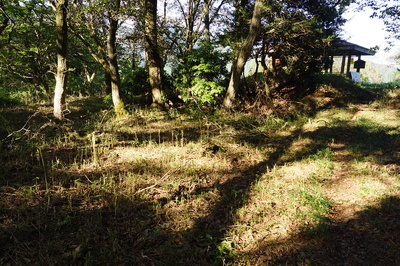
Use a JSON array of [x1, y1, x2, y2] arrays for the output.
[[346, 54, 352, 77], [340, 54, 346, 75]]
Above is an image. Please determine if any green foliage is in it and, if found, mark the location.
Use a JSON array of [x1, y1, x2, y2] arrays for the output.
[[173, 43, 229, 105], [0, 0, 55, 100], [120, 66, 177, 105], [189, 77, 225, 105], [120, 66, 152, 105], [0, 0, 355, 110], [121, 67, 150, 96], [0, 0, 112, 101], [0, 91, 19, 107], [0, 79, 50, 105], [103, 94, 113, 106], [67, 42, 105, 96]]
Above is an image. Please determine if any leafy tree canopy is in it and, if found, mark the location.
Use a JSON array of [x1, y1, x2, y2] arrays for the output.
[[359, 0, 400, 44]]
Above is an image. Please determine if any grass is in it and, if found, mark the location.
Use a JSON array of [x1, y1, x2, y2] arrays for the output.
[[0, 79, 399, 265]]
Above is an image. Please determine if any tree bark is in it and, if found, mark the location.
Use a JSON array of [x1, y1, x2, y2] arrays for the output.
[[144, 0, 165, 107], [107, 11, 126, 118], [53, 0, 68, 120], [104, 67, 112, 95], [223, 0, 263, 109], [204, 0, 210, 44]]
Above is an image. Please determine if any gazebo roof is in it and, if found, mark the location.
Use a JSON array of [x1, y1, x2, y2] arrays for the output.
[[332, 40, 376, 56]]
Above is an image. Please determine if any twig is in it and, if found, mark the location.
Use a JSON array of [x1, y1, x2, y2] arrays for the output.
[[84, 175, 94, 184], [134, 170, 175, 195], [5, 111, 41, 140], [315, 120, 329, 126], [135, 184, 158, 194], [99, 106, 114, 124], [240, 120, 270, 137]]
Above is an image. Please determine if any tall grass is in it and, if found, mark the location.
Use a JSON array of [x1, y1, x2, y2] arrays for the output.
[[1, 81, 399, 265]]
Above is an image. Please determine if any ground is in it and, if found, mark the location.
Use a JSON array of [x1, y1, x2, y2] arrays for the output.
[[0, 81, 399, 265]]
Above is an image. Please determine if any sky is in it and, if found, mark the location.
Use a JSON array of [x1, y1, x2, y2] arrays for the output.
[[341, 4, 400, 66]]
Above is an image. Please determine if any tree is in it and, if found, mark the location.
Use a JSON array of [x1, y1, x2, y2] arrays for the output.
[[162, 0, 227, 66], [0, 0, 56, 101], [143, 0, 165, 107], [258, 0, 342, 96], [222, 0, 350, 108], [223, 0, 263, 109], [174, 41, 229, 105], [361, 0, 400, 43], [140, 0, 230, 108], [69, 0, 127, 117], [259, 0, 348, 94], [53, 0, 68, 120], [0, 0, 353, 112], [69, 0, 113, 95], [107, 0, 127, 117]]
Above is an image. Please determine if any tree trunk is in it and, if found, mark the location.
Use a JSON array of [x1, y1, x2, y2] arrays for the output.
[[204, 0, 210, 44], [144, 0, 165, 107], [260, 41, 273, 104], [223, 0, 263, 109], [53, 0, 68, 120], [104, 67, 112, 95], [107, 13, 126, 118]]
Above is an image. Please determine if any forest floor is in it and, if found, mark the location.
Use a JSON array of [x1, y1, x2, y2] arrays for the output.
[[0, 79, 399, 265]]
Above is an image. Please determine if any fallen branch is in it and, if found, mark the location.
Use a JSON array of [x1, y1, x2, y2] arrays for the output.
[[5, 111, 42, 140]]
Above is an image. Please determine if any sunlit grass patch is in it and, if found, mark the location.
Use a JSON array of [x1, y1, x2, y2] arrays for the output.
[[225, 150, 336, 255], [353, 109, 400, 129], [307, 107, 356, 126], [351, 161, 400, 196]]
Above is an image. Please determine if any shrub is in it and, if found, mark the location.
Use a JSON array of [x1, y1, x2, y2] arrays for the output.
[[173, 42, 230, 105]]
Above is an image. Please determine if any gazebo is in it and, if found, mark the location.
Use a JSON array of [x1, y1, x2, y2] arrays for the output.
[[328, 40, 376, 80]]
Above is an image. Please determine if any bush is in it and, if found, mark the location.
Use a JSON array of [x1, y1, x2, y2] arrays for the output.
[[173, 42, 230, 105], [0, 90, 19, 107], [0, 81, 50, 106], [121, 67, 150, 95]]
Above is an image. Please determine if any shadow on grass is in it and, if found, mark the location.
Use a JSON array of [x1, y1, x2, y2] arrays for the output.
[[0, 107, 45, 140], [310, 74, 376, 103], [0, 94, 398, 265], [0, 124, 305, 265], [256, 196, 400, 265], [173, 130, 304, 263], [0, 191, 163, 265], [301, 122, 400, 164]]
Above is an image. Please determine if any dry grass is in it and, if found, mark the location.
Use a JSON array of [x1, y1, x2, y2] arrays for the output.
[[0, 85, 399, 265]]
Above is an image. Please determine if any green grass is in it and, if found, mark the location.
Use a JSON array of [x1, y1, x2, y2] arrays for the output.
[[0, 80, 399, 265]]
